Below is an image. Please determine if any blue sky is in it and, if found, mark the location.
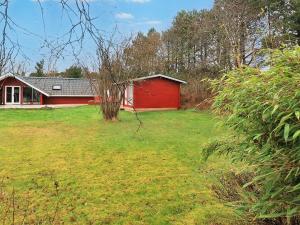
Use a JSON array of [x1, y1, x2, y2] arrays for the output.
[[9, 0, 213, 72]]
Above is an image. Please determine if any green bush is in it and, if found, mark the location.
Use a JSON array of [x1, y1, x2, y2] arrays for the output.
[[207, 47, 300, 222]]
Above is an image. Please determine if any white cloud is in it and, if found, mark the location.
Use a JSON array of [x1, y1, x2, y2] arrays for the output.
[[115, 12, 134, 20], [126, 0, 150, 4]]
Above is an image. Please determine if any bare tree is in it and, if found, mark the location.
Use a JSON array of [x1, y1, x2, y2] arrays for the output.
[[0, 0, 21, 76], [0, 0, 100, 77], [87, 35, 134, 121], [34, 0, 102, 72]]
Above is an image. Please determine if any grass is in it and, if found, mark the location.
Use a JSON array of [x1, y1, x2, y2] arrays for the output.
[[0, 106, 241, 224]]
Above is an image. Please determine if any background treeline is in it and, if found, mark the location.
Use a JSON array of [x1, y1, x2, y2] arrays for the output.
[[125, 0, 299, 107], [30, 0, 300, 107], [124, 0, 299, 76], [29, 60, 84, 78]]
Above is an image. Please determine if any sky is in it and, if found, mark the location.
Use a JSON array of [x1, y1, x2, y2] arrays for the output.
[[8, 0, 213, 72]]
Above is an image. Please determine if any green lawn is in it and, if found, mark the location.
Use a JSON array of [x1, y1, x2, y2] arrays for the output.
[[0, 106, 241, 224]]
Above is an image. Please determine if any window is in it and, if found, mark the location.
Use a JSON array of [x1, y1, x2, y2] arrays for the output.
[[23, 87, 32, 103], [23, 87, 40, 104], [13, 87, 20, 103], [5, 86, 20, 104], [6, 87, 12, 103], [52, 85, 61, 90]]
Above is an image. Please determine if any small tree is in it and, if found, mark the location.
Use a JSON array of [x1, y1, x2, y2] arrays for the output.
[[88, 37, 133, 121], [30, 60, 45, 77]]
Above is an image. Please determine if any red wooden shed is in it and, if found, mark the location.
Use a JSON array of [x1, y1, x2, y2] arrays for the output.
[[122, 74, 186, 111]]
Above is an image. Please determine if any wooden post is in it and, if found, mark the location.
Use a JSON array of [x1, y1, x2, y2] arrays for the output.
[[40, 94, 44, 105], [20, 86, 23, 105]]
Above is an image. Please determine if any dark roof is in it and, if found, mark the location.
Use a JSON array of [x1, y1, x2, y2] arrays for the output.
[[0, 75, 94, 96]]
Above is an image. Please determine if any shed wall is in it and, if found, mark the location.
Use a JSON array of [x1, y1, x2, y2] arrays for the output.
[[133, 77, 180, 109]]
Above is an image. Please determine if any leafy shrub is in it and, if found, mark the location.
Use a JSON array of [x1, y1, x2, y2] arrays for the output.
[[206, 47, 300, 223]]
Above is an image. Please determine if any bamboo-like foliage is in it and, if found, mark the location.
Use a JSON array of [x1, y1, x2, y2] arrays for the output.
[[206, 46, 300, 223]]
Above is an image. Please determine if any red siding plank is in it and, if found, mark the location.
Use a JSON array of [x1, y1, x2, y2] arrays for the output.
[[44, 96, 94, 105]]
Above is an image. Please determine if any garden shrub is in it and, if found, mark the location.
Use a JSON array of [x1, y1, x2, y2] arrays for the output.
[[205, 46, 300, 224]]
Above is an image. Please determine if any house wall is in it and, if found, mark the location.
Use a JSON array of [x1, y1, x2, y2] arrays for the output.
[[44, 96, 95, 104], [133, 77, 181, 109], [0, 77, 27, 104], [0, 77, 95, 105]]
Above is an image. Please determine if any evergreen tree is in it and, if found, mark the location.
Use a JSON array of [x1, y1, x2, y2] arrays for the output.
[[63, 65, 83, 78], [30, 60, 45, 77]]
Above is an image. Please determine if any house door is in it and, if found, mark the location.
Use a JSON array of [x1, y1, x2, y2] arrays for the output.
[[5, 86, 20, 104]]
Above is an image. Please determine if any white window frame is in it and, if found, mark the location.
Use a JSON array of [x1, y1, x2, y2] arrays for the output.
[[5, 86, 21, 105]]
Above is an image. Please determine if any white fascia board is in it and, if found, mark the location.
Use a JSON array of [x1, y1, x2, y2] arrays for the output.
[[132, 74, 187, 84]]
